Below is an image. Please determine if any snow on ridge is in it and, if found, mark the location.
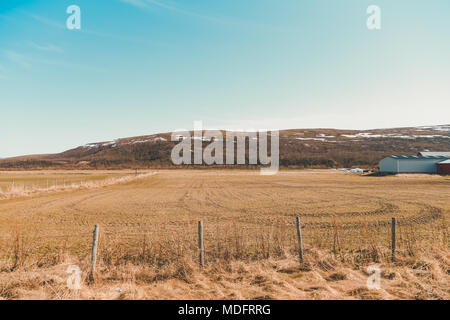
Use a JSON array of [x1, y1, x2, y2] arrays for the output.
[[414, 134, 450, 139], [416, 125, 450, 132], [429, 125, 450, 132], [83, 144, 100, 149], [83, 140, 117, 149], [82, 126, 449, 149], [131, 140, 150, 144], [117, 136, 170, 145], [317, 133, 335, 138], [295, 130, 449, 142], [296, 137, 327, 142], [341, 132, 449, 140]]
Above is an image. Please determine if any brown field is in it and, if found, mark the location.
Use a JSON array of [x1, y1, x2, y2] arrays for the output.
[[0, 170, 448, 300]]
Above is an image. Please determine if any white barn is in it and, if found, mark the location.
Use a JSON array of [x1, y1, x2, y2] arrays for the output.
[[379, 155, 450, 173], [417, 152, 450, 157]]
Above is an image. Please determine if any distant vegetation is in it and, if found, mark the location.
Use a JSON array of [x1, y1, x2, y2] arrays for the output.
[[1, 126, 449, 170]]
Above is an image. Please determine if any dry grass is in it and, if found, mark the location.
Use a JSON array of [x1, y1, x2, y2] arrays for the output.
[[0, 170, 448, 300], [0, 170, 152, 200]]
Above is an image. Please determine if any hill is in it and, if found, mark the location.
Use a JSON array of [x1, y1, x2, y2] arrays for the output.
[[1, 125, 449, 170]]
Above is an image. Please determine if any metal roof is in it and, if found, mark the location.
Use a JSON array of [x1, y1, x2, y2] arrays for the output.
[[389, 155, 450, 160], [419, 152, 450, 157], [437, 159, 450, 164]]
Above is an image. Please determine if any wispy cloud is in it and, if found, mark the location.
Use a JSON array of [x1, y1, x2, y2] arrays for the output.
[[24, 9, 168, 47], [34, 58, 105, 72], [4, 50, 104, 72], [121, 0, 295, 33], [121, 0, 225, 23], [26, 12, 65, 29], [120, 0, 150, 9], [4, 50, 32, 68], [29, 42, 63, 53]]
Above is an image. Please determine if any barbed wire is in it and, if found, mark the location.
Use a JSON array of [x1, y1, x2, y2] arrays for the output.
[[0, 225, 441, 241]]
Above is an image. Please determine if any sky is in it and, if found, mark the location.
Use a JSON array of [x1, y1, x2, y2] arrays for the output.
[[0, 0, 449, 157]]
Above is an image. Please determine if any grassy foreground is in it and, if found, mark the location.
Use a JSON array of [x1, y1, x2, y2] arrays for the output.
[[0, 170, 448, 300]]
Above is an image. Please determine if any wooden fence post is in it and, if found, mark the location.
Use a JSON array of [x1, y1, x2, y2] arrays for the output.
[[198, 221, 204, 267], [90, 225, 100, 281], [391, 218, 396, 262], [296, 216, 304, 264]]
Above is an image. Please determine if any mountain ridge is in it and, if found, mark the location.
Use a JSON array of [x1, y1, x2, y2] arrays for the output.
[[1, 125, 449, 170]]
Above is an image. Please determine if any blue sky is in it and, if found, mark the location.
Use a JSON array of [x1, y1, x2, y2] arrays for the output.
[[0, 0, 449, 157]]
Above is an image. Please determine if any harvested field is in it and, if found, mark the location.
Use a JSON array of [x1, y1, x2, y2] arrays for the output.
[[0, 170, 448, 300]]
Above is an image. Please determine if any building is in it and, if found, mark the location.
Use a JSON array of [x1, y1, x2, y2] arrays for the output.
[[379, 155, 450, 173], [417, 152, 450, 157], [436, 160, 450, 174]]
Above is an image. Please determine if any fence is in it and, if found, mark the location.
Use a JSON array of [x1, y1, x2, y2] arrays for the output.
[[1, 215, 444, 282], [1, 179, 88, 192], [0, 172, 153, 198]]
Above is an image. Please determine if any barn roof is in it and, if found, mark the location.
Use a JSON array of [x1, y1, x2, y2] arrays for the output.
[[437, 159, 450, 164], [388, 155, 450, 160], [418, 152, 450, 157]]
